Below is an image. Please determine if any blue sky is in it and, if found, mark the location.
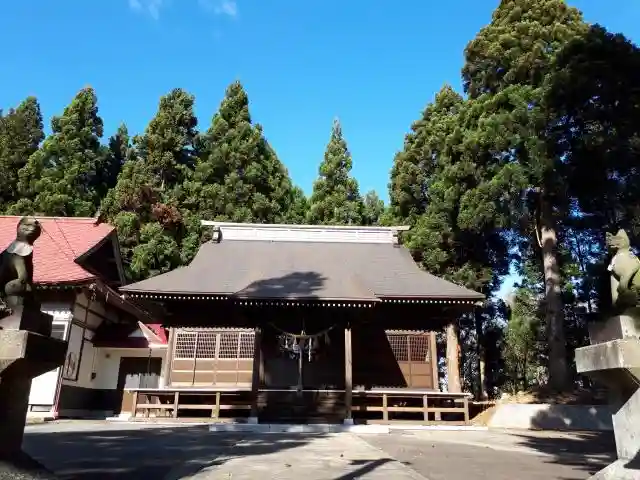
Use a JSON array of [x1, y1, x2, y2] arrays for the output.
[[1, 0, 639, 296]]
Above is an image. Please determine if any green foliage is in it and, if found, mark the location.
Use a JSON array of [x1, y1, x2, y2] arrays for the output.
[[457, 0, 592, 391], [545, 25, 640, 234], [10, 87, 109, 217], [0, 97, 44, 210], [362, 190, 385, 226], [463, 0, 586, 98], [391, 85, 510, 294], [503, 286, 542, 393], [459, 0, 588, 220], [101, 88, 200, 281], [389, 85, 463, 221], [183, 81, 298, 224], [283, 186, 310, 224], [308, 119, 364, 225]]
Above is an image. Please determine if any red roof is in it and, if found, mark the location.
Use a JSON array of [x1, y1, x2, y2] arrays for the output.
[[92, 322, 168, 348], [0, 216, 115, 285], [146, 324, 168, 343]]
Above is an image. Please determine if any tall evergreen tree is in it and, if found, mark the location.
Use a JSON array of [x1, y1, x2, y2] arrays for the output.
[[308, 118, 363, 225], [98, 123, 134, 200], [0, 97, 44, 209], [101, 88, 200, 281], [546, 25, 640, 235], [460, 0, 587, 390], [362, 190, 385, 226], [390, 85, 511, 394], [184, 81, 297, 224], [283, 186, 310, 224], [389, 85, 462, 222], [10, 87, 107, 217]]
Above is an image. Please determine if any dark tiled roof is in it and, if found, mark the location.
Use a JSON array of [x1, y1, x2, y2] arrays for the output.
[[121, 240, 483, 302]]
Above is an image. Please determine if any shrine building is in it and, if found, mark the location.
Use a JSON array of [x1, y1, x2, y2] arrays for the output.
[[119, 222, 483, 425]]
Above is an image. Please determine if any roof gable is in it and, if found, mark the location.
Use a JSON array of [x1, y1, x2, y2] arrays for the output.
[[0, 216, 115, 285]]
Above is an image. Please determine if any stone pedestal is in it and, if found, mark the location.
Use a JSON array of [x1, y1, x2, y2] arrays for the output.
[[576, 312, 640, 479], [0, 311, 67, 478]]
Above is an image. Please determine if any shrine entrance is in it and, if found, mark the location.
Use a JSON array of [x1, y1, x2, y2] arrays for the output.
[[262, 320, 345, 392], [257, 310, 348, 423]]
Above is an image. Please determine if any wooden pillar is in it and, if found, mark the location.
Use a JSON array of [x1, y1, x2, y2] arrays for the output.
[[430, 332, 439, 391], [161, 328, 175, 388], [344, 324, 353, 424], [250, 327, 262, 422], [131, 391, 138, 418], [172, 391, 179, 418]]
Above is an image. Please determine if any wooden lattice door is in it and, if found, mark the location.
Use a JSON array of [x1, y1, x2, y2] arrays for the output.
[[385, 331, 433, 389]]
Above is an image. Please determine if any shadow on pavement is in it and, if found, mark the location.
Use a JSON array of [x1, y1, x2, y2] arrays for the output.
[[332, 459, 393, 480], [23, 425, 326, 479], [511, 430, 616, 478]]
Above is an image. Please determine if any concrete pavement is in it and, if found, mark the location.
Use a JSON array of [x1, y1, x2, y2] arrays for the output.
[[366, 429, 616, 480], [165, 433, 426, 480], [22, 421, 615, 479]]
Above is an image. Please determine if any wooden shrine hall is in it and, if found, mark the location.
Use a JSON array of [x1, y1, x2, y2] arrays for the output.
[[119, 222, 484, 425]]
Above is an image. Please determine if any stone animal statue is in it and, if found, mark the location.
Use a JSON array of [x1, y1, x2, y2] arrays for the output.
[[0, 216, 42, 318], [606, 229, 640, 309]]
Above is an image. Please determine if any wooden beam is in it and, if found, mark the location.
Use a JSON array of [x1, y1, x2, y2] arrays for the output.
[[344, 325, 353, 421]]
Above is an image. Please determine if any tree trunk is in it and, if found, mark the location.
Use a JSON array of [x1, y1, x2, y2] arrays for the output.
[[474, 308, 487, 400], [539, 193, 570, 391], [446, 322, 462, 393]]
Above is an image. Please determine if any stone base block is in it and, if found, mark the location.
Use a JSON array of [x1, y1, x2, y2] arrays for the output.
[[0, 330, 67, 458], [589, 459, 640, 480], [0, 307, 53, 338], [588, 311, 640, 344], [0, 450, 58, 479], [575, 339, 640, 382], [0, 329, 67, 378]]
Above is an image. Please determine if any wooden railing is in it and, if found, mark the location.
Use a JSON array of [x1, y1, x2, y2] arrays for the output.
[[351, 389, 471, 424], [128, 388, 252, 419], [126, 387, 471, 424]]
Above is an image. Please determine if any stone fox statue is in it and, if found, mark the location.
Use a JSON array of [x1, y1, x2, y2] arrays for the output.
[[606, 229, 640, 309], [0, 216, 42, 317]]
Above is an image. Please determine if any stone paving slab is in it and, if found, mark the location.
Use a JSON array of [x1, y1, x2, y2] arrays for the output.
[[167, 433, 428, 480]]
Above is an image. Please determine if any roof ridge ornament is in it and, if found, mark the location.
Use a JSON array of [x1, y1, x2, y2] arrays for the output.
[[211, 226, 223, 244], [200, 221, 410, 244]]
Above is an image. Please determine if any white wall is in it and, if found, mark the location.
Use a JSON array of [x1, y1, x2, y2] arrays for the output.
[[28, 302, 73, 413], [27, 290, 168, 419], [92, 347, 166, 390], [60, 324, 96, 389], [60, 291, 108, 390]]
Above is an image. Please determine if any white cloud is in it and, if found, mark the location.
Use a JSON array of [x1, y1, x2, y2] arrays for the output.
[[128, 0, 164, 20], [199, 0, 238, 18], [215, 0, 237, 17], [129, 0, 237, 21]]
